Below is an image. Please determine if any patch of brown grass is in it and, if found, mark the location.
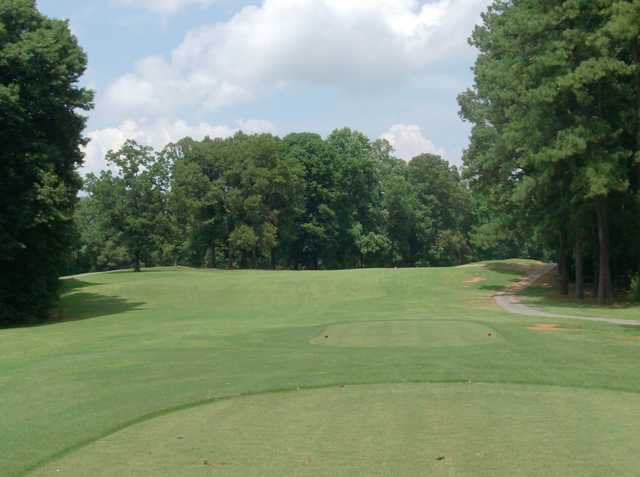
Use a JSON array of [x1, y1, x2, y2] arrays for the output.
[[622, 336, 640, 346], [528, 324, 576, 333]]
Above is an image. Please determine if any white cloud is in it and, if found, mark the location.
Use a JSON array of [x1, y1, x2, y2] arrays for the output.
[[380, 124, 445, 161], [112, 0, 213, 15], [82, 118, 276, 175], [100, 0, 490, 118]]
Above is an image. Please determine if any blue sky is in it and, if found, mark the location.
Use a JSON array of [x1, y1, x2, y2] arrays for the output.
[[38, 0, 490, 173]]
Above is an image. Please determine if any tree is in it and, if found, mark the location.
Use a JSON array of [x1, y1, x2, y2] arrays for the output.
[[74, 129, 485, 273], [0, 0, 93, 325], [228, 225, 258, 268], [283, 133, 339, 269], [86, 141, 169, 272], [70, 197, 130, 273], [328, 128, 382, 267], [460, 0, 640, 304]]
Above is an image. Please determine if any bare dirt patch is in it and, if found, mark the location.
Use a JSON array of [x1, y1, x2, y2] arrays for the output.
[[528, 324, 575, 333], [503, 266, 553, 295], [622, 336, 640, 346], [464, 276, 486, 285]]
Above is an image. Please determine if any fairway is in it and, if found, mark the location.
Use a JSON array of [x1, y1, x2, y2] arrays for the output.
[[2, 262, 640, 476]]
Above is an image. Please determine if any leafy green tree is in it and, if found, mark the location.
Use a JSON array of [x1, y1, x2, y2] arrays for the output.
[[86, 141, 169, 272], [0, 0, 93, 324], [328, 128, 382, 267], [70, 197, 130, 273], [283, 133, 339, 269], [228, 224, 258, 268], [460, 0, 640, 304], [357, 231, 393, 268], [75, 130, 480, 274]]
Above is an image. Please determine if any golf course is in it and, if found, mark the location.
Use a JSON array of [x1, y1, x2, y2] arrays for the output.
[[4, 1, 640, 475], [2, 261, 640, 476]]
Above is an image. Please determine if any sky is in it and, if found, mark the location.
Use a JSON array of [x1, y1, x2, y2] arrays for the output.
[[38, 0, 491, 174]]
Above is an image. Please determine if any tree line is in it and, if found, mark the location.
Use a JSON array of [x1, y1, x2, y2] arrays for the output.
[[4, 0, 640, 326], [71, 130, 523, 275], [459, 0, 640, 305], [0, 1, 93, 325]]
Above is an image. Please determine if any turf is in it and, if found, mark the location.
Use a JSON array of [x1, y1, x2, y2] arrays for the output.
[[519, 285, 640, 321], [30, 384, 640, 477], [311, 320, 503, 347], [2, 263, 640, 476]]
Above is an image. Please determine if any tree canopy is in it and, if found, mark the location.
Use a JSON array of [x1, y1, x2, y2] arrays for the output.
[[6, 0, 640, 325], [459, 0, 640, 304], [73, 131, 491, 273], [0, 0, 92, 325]]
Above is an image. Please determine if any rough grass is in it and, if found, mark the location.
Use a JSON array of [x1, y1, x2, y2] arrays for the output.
[[2, 262, 640, 476], [517, 270, 640, 321]]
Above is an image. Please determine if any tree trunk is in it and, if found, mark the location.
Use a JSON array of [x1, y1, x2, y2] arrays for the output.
[[559, 230, 569, 295], [592, 216, 599, 297], [635, 36, 640, 280], [636, 36, 640, 162], [574, 232, 584, 300], [595, 196, 613, 305], [133, 254, 141, 273], [204, 244, 216, 268], [211, 243, 216, 268]]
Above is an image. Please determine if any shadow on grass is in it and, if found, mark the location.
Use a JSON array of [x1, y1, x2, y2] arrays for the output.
[[1, 292, 145, 330], [61, 278, 101, 293], [621, 326, 640, 337], [55, 292, 145, 324], [478, 284, 512, 292], [478, 277, 522, 292], [519, 285, 640, 313], [518, 286, 555, 298], [485, 262, 539, 276]]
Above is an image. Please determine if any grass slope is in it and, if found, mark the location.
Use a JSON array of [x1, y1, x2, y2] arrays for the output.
[[519, 281, 640, 321], [1, 262, 640, 476]]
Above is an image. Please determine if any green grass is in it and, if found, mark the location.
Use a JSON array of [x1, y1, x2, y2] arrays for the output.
[[518, 279, 640, 321], [30, 384, 640, 477], [2, 263, 640, 476], [310, 320, 504, 347]]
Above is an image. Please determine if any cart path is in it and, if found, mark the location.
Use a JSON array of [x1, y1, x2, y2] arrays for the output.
[[494, 264, 640, 327]]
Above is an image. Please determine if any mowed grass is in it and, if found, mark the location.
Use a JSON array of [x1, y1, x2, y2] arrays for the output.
[[31, 384, 640, 477], [1, 262, 640, 476]]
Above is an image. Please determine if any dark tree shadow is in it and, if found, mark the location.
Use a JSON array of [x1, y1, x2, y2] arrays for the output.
[[54, 292, 146, 324], [61, 278, 101, 293], [517, 286, 553, 298], [621, 326, 640, 337], [1, 276, 149, 330], [517, 281, 639, 312], [478, 279, 522, 292], [485, 262, 538, 276]]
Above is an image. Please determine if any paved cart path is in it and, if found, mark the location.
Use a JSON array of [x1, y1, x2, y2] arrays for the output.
[[494, 264, 640, 327]]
